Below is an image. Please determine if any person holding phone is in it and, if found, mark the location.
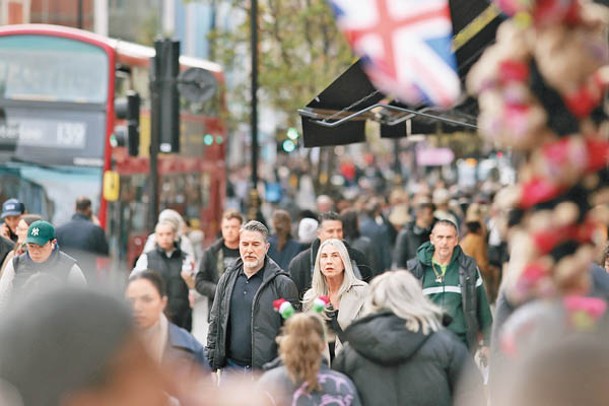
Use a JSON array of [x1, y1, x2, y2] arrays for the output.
[[0, 198, 25, 243]]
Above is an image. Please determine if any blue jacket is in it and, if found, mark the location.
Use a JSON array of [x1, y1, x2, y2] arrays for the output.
[[166, 322, 209, 374], [268, 235, 303, 271]]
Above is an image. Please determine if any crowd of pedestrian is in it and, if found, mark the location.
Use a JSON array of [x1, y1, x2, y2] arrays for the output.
[[3, 180, 609, 406]]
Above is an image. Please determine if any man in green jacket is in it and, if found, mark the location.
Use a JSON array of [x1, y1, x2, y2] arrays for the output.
[[407, 219, 493, 356]]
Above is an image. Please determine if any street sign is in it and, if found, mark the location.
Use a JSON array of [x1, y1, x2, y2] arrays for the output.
[[416, 147, 454, 166]]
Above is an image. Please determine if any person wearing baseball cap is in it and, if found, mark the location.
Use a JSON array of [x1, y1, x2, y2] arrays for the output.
[[0, 198, 25, 243], [0, 220, 86, 310]]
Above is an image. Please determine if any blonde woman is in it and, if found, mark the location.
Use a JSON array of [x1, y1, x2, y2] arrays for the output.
[[258, 312, 361, 405], [303, 239, 368, 359], [333, 270, 484, 406]]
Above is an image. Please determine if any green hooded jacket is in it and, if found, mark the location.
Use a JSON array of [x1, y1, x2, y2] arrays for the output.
[[408, 241, 493, 350]]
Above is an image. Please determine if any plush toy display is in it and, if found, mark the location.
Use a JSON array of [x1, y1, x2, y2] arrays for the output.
[[469, 0, 609, 306], [494, 0, 581, 27], [534, 24, 609, 118], [467, 21, 552, 150]]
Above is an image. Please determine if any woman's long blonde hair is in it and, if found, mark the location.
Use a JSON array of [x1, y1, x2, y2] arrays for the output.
[[303, 239, 359, 312], [277, 312, 326, 392], [365, 270, 444, 335]]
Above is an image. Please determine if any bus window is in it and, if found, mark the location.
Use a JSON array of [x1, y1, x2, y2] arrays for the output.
[[160, 174, 184, 208], [0, 169, 53, 220], [115, 69, 132, 99], [201, 172, 211, 209], [184, 173, 202, 220], [119, 174, 149, 232], [0, 166, 100, 225], [131, 66, 150, 107], [0, 35, 108, 103], [112, 174, 149, 267]]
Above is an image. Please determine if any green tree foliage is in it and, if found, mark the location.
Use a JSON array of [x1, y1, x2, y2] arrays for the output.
[[213, 0, 354, 125], [136, 12, 161, 46]]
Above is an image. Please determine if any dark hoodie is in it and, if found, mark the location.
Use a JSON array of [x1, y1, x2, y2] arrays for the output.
[[393, 218, 436, 269], [333, 312, 484, 406]]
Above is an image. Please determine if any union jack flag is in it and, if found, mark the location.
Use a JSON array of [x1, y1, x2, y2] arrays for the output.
[[329, 0, 461, 108]]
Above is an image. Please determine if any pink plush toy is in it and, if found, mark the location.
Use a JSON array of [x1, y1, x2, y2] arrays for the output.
[[494, 0, 580, 27]]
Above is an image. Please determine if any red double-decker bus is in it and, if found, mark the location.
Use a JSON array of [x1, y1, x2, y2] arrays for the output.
[[0, 24, 227, 270]]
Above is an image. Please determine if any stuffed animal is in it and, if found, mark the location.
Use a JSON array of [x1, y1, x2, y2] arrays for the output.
[[534, 24, 609, 118], [494, 0, 580, 27], [503, 200, 598, 303], [471, 0, 609, 306], [528, 136, 609, 186], [468, 21, 555, 149]]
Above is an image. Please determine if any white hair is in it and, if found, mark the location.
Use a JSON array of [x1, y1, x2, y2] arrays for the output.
[[303, 239, 359, 313], [155, 220, 177, 234], [364, 270, 444, 335], [158, 209, 184, 236]]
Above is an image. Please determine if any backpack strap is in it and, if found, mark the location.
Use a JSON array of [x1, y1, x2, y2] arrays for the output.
[[328, 309, 346, 342], [458, 254, 479, 351], [459, 255, 479, 294]]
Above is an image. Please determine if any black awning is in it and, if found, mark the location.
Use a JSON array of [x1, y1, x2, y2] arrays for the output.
[[305, 60, 384, 111], [300, 61, 384, 147], [299, 0, 504, 147]]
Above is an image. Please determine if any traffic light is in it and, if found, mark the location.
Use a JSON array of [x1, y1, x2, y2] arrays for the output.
[[125, 92, 140, 156], [153, 39, 180, 153], [277, 127, 300, 154], [113, 91, 140, 156]]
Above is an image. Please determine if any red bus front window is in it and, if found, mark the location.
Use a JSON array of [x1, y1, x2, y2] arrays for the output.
[[0, 35, 108, 103]]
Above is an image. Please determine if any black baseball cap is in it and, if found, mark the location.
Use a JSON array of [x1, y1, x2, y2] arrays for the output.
[[1, 198, 25, 219]]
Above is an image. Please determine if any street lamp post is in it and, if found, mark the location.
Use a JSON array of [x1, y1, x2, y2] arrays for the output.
[[248, 0, 260, 221], [77, 0, 84, 28]]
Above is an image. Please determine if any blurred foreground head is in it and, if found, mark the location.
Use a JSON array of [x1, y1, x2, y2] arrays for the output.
[[508, 336, 609, 406], [495, 296, 609, 406], [0, 288, 167, 406]]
